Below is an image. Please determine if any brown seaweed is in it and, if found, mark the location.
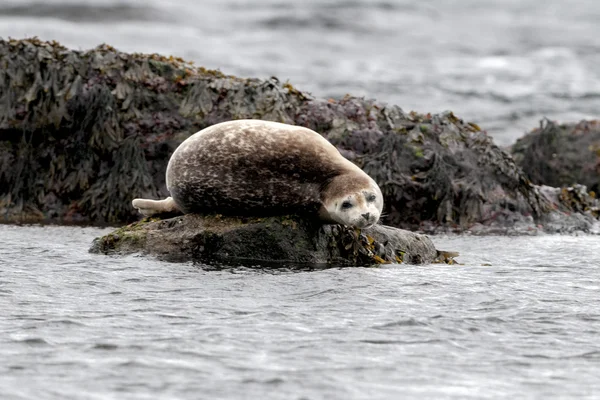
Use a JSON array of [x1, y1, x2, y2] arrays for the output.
[[0, 38, 597, 232]]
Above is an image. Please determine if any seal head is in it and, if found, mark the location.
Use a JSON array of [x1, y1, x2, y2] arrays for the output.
[[319, 173, 383, 228]]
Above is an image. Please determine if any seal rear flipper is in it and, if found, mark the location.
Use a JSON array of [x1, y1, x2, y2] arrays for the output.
[[132, 197, 181, 217]]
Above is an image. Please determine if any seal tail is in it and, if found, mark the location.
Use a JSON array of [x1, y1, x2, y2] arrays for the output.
[[132, 197, 180, 217]]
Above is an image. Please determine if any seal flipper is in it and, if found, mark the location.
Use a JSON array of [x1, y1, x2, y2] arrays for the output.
[[132, 197, 181, 217]]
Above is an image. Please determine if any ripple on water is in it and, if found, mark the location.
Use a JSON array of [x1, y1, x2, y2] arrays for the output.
[[1, 226, 600, 398]]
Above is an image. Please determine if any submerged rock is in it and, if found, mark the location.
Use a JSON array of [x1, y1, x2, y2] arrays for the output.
[[0, 38, 597, 233], [89, 214, 452, 266]]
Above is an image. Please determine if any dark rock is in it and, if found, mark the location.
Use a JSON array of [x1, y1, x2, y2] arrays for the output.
[[89, 214, 449, 266], [0, 38, 597, 233], [511, 119, 600, 194]]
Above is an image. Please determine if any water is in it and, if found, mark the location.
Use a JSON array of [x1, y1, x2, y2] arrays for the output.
[[2, 0, 600, 145], [2, 1, 600, 398], [1, 224, 600, 399]]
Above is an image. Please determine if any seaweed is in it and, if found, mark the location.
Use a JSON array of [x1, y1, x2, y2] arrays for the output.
[[0, 38, 595, 231]]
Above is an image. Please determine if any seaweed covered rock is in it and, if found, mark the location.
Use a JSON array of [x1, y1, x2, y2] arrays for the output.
[[0, 38, 597, 232], [89, 214, 449, 266], [511, 119, 600, 193], [535, 185, 600, 232]]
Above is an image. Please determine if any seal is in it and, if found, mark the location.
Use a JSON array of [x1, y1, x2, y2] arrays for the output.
[[132, 120, 383, 228]]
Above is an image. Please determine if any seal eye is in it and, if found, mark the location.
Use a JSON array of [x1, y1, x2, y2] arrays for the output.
[[366, 194, 376, 202], [341, 201, 353, 210]]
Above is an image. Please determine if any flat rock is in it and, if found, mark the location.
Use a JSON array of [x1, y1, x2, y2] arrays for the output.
[[89, 214, 453, 266]]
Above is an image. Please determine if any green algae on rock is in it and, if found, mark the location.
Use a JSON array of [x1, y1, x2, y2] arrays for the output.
[[89, 214, 444, 266]]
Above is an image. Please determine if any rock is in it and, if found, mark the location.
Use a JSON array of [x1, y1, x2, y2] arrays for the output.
[[507, 119, 600, 233], [511, 119, 600, 193], [89, 214, 448, 266], [1, 38, 598, 233]]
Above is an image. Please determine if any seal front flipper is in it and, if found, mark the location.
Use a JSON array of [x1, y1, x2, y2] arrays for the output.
[[131, 196, 181, 217]]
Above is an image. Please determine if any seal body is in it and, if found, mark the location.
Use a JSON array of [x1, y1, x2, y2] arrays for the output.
[[133, 120, 383, 228]]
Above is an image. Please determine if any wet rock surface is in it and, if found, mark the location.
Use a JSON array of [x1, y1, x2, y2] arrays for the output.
[[1, 38, 598, 233], [89, 214, 448, 266], [511, 119, 600, 194]]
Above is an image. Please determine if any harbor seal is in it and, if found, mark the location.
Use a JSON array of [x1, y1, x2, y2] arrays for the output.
[[132, 120, 383, 228]]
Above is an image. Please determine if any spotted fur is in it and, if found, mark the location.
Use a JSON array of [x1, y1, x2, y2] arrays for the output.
[[132, 120, 383, 228]]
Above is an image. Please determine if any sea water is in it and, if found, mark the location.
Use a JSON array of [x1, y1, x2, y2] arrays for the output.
[[1, 1, 600, 398], [1, 225, 599, 399]]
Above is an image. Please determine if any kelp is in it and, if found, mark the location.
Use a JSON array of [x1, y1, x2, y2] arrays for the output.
[[0, 38, 596, 231], [0, 39, 196, 222]]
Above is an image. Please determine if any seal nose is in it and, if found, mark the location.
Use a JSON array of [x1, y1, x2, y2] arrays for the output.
[[361, 213, 370, 221]]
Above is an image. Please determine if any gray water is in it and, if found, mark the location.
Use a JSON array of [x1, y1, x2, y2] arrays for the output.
[[2, 0, 600, 145], [2, 1, 600, 398], [1, 224, 600, 399]]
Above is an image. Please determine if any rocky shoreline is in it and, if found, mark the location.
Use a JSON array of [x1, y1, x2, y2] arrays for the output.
[[1, 38, 599, 237]]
